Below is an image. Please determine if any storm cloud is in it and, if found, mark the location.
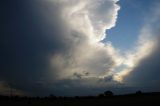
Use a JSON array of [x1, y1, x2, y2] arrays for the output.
[[1, 0, 121, 96], [1, 0, 160, 96]]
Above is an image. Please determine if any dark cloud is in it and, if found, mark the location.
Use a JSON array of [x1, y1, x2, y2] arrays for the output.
[[124, 38, 160, 91], [0, 0, 72, 95], [0, 0, 121, 96], [2, 0, 160, 97]]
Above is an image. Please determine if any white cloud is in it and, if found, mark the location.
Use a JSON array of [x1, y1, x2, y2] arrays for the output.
[[48, 0, 121, 82], [113, 2, 160, 83], [0, 0, 122, 96], [113, 25, 157, 82]]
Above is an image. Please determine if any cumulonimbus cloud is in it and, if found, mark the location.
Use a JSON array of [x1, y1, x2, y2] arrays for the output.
[[48, 0, 121, 81], [1, 0, 122, 96], [2, 0, 159, 96]]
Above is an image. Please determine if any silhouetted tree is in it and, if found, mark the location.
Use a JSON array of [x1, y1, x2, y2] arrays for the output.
[[136, 90, 142, 95], [104, 91, 114, 97], [98, 93, 105, 98]]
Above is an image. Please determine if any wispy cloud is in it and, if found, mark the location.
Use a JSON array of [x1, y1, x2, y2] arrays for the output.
[[113, 2, 160, 91]]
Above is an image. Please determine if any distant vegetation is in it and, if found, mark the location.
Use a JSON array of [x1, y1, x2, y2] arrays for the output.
[[0, 91, 160, 105]]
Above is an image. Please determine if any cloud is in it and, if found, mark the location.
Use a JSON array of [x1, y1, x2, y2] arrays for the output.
[[0, 0, 121, 96], [115, 2, 160, 92], [46, 0, 121, 80], [0, 81, 26, 96], [113, 27, 156, 82], [2, 0, 159, 96]]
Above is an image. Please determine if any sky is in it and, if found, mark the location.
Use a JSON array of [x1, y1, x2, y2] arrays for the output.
[[103, 0, 153, 51], [0, 0, 160, 96]]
